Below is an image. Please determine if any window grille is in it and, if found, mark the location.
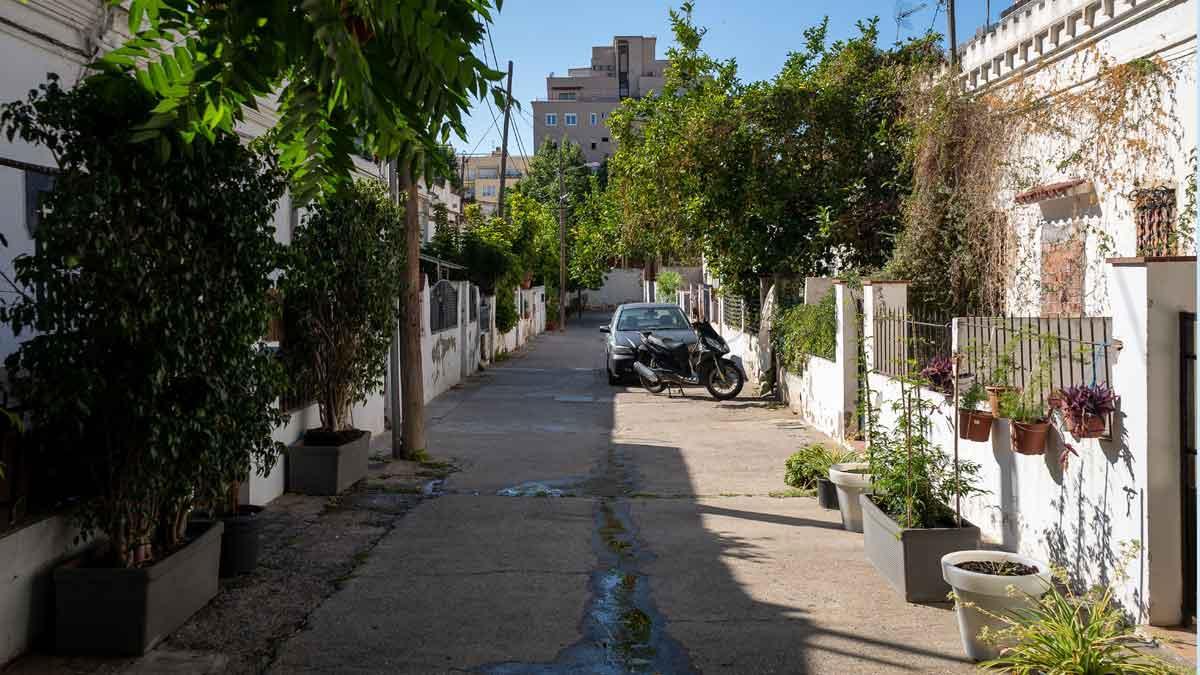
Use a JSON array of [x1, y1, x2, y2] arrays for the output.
[[430, 280, 459, 333]]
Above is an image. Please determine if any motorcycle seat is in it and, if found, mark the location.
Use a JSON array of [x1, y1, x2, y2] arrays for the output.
[[646, 334, 674, 350]]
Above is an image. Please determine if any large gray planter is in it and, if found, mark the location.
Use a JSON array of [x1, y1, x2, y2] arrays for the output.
[[860, 494, 980, 603], [54, 521, 223, 655], [287, 430, 369, 495]]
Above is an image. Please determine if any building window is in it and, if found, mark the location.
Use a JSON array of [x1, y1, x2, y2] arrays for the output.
[[601, 137, 609, 143], [590, 113, 598, 127], [1132, 186, 1183, 256], [590, 142, 597, 150], [478, 167, 498, 179], [565, 113, 577, 127], [557, 91, 577, 101], [467, 168, 477, 180], [545, 113, 557, 127], [482, 185, 496, 197]]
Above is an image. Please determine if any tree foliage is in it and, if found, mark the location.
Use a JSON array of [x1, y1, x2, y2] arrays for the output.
[[280, 180, 404, 435], [609, 4, 940, 297], [0, 74, 287, 567], [94, 0, 504, 198]]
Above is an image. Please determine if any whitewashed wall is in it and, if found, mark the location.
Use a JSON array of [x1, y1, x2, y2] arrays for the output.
[[956, 0, 1197, 316], [863, 264, 1195, 626], [777, 282, 859, 440], [586, 268, 643, 309]]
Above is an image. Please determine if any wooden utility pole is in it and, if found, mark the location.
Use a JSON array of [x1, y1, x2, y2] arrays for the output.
[[558, 144, 567, 332], [399, 160, 426, 459], [388, 160, 404, 458], [946, 0, 958, 69], [496, 60, 514, 221]]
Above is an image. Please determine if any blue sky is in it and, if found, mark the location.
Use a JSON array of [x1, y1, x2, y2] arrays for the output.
[[456, 0, 992, 156]]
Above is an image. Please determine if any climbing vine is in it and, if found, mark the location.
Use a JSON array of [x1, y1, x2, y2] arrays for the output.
[[889, 48, 1190, 316]]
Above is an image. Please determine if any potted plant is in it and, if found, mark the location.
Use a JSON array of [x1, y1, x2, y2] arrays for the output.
[[0, 74, 287, 654], [984, 352, 1016, 416], [280, 179, 404, 495], [784, 444, 858, 510], [998, 390, 1049, 455], [958, 381, 993, 442], [863, 374, 983, 602], [919, 354, 954, 393], [1052, 383, 1116, 439], [941, 550, 1052, 660]]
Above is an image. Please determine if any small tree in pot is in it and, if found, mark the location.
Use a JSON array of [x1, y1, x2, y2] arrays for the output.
[[280, 180, 404, 493], [957, 381, 993, 442], [0, 73, 287, 653], [863, 369, 985, 602]]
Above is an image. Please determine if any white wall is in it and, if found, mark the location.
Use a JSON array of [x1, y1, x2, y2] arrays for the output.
[[777, 282, 859, 440], [586, 268, 643, 309], [862, 262, 1195, 625], [956, 0, 1197, 316]]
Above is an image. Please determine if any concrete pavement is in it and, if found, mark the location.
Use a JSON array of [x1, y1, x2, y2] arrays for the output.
[[272, 313, 974, 674]]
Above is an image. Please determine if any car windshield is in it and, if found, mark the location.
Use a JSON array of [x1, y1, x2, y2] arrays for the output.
[[616, 306, 689, 331]]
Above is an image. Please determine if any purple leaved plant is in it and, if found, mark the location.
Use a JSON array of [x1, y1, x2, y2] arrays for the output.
[[920, 354, 954, 392]]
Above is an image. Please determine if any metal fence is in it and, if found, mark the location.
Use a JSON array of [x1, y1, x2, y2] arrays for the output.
[[430, 279, 459, 334], [957, 316, 1114, 408], [723, 294, 745, 329], [872, 308, 953, 382]]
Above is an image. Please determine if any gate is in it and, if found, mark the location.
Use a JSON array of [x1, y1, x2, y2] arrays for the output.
[[1180, 311, 1196, 619]]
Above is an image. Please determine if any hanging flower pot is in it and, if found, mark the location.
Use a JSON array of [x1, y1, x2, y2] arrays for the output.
[[1010, 420, 1049, 455], [958, 409, 994, 442], [986, 386, 1016, 417], [1052, 384, 1116, 440], [1064, 411, 1106, 438]]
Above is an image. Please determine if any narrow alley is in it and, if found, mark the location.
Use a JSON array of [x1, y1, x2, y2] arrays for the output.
[[270, 314, 974, 674]]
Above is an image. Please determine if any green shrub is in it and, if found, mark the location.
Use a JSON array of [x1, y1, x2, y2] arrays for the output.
[[656, 270, 683, 301], [280, 179, 404, 434], [978, 546, 1177, 674], [784, 444, 858, 489], [495, 287, 518, 333], [772, 289, 837, 372], [1, 74, 287, 567]]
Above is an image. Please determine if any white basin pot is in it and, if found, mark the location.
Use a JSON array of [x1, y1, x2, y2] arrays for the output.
[[828, 463, 872, 532], [941, 550, 1053, 661]]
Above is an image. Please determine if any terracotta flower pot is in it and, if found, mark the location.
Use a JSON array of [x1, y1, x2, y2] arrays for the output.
[[1010, 420, 1049, 455], [986, 386, 1016, 417], [1064, 411, 1106, 439], [958, 409, 994, 442]]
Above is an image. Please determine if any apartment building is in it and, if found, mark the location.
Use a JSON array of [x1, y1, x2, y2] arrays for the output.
[[417, 177, 463, 244], [461, 147, 530, 216], [532, 36, 668, 164]]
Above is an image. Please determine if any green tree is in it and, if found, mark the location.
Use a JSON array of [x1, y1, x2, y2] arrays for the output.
[[569, 177, 622, 290], [96, 0, 504, 198], [0, 74, 287, 567], [280, 180, 404, 435]]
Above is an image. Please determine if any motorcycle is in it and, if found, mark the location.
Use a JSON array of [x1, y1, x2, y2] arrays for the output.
[[631, 320, 746, 400]]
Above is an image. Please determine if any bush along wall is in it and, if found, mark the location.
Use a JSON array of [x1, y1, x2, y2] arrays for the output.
[[771, 289, 837, 373], [0, 73, 288, 653]]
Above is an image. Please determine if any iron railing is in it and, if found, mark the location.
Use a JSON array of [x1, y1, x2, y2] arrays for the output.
[[872, 308, 953, 382], [430, 279, 459, 334], [957, 316, 1114, 408]]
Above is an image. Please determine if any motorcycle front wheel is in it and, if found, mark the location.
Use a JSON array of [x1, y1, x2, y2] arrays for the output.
[[704, 361, 744, 400]]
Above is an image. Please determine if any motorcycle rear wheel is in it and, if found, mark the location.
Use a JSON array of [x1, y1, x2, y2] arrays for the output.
[[641, 374, 667, 394], [704, 362, 744, 400]]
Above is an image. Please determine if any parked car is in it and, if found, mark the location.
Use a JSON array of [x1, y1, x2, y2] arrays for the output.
[[602, 303, 696, 385]]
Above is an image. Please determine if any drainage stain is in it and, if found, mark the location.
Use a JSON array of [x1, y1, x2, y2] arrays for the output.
[[479, 499, 695, 675]]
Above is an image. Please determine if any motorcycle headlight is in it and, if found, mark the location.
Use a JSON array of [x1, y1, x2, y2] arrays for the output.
[[704, 336, 728, 353]]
